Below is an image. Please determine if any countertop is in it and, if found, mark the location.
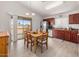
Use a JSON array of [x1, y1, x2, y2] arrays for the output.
[[0, 32, 9, 37], [77, 33, 79, 36]]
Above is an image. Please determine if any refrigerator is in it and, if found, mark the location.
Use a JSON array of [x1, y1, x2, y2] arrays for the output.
[[41, 21, 48, 32], [41, 21, 53, 37]]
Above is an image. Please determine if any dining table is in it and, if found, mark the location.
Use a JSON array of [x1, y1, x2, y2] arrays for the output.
[[25, 31, 48, 53], [31, 32, 43, 53]]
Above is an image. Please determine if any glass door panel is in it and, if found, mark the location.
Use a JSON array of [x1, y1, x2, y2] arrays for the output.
[[17, 18, 31, 40]]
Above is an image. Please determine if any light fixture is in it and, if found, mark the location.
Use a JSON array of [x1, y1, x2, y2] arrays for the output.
[[25, 13, 30, 15], [32, 13, 35, 16], [25, 13, 35, 16], [45, 1, 63, 10]]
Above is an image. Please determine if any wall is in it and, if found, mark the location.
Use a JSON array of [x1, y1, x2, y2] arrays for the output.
[[0, 1, 43, 32], [32, 14, 43, 31], [53, 9, 79, 29], [0, 1, 29, 32], [0, 1, 43, 41], [54, 16, 69, 28]]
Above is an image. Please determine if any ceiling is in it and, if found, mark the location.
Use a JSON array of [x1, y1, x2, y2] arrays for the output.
[[20, 1, 79, 17]]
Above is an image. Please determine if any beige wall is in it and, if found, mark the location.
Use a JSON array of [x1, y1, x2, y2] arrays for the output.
[[0, 1, 43, 41], [0, 1, 43, 32], [32, 14, 42, 31]]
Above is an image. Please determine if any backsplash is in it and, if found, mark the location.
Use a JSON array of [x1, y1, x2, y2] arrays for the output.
[[69, 24, 79, 29], [54, 16, 79, 29]]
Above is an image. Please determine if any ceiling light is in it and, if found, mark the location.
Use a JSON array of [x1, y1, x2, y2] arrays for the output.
[[45, 1, 63, 10], [32, 13, 35, 16], [25, 13, 29, 15]]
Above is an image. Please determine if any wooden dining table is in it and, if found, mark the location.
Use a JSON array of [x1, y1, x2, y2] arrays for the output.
[[31, 32, 43, 53]]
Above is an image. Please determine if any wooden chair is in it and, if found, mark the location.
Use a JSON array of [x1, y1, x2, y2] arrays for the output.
[[24, 31, 28, 45], [27, 32, 34, 51], [37, 32, 48, 53]]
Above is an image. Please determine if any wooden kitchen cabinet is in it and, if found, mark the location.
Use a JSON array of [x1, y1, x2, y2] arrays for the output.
[[69, 15, 74, 24], [56, 30, 64, 40], [52, 29, 78, 43], [64, 30, 71, 41], [52, 29, 65, 40], [77, 34, 79, 43], [70, 31, 78, 43], [52, 29, 58, 38], [69, 13, 79, 24], [64, 30, 78, 43], [0, 32, 9, 57], [43, 18, 55, 25]]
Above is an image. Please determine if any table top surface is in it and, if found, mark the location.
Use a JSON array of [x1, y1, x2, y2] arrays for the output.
[[25, 31, 48, 37], [31, 32, 43, 37]]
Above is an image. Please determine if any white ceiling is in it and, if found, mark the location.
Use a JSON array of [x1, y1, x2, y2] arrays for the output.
[[20, 1, 79, 17]]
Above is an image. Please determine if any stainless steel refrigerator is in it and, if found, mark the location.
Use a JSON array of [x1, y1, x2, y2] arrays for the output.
[[41, 21, 53, 37]]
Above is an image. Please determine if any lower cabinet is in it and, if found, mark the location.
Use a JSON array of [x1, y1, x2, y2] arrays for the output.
[[77, 34, 79, 43], [52, 29, 78, 43], [64, 30, 71, 41], [70, 31, 78, 43], [52, 29, 64, 40]]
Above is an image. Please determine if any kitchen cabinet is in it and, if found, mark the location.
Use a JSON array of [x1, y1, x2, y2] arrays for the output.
[[69, 13, 79, 24], [77, 34, 79, 43], [64, 30, 71, 41], [70, 31, 78, 43], [52, 29, 78, 43], [43, 18, 55, 25], [52, 29, 65, 40]]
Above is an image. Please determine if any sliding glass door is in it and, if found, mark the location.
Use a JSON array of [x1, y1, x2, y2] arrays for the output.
[[17, 16, 32, 40]]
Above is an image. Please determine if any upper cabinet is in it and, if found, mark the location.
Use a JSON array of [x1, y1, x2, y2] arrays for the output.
[[43, 18, 55, 25], [69, 13, 79, 24]]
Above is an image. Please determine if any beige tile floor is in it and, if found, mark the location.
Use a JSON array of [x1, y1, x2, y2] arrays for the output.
[[8, 37, 79, 57]]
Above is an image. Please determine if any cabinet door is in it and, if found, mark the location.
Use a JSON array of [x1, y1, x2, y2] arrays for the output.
[[75, 14, 79, 24], [57, 30, 64, 40], [52, 29, 58, 38], [52, 30, 65, 40], [69, 15, 74, 24], [65, 31, 71, 41], [70, 31, 78, 43], [77, 35, 79, 43], [54, 30, 62, 39], [69, 14, 79, 24]]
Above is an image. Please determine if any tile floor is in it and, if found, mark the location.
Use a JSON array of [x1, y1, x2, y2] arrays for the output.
[[8, 37, 79, 57]]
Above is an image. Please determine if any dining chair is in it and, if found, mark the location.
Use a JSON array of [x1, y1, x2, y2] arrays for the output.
[[27, 32, 34, 51], [37, 32, 48, 53], [24, 31, 28, 45]]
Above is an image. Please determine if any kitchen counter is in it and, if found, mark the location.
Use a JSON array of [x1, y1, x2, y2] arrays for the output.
[[77, 33, 79, 35], [52, 29, 78, 43]]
